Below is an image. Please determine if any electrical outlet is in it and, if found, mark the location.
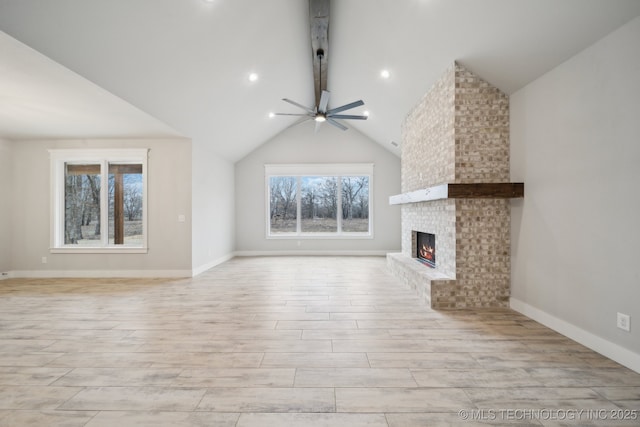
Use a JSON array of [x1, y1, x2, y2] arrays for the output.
[[617, 312, 630, 332], [41, 257, 47, 264], [1, 272, 8, 276]]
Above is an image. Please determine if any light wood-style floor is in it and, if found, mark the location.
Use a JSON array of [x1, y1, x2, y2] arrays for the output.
[[0, 256, 639, 426]]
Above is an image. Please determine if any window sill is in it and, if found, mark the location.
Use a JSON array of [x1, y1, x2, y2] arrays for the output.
[[50, 247, 148, 254], [266, 234, 373, 240]]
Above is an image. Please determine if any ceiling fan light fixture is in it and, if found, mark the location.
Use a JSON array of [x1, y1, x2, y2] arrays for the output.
[[380, 69, 391, 79], [315, 114, 326, 122]]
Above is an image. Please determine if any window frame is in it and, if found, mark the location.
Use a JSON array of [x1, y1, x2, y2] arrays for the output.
[[265, 163, 374, 239], [49, 148, 149, 253]]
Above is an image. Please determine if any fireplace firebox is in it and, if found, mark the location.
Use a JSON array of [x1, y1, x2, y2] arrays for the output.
[[413, 231, 436, 268]]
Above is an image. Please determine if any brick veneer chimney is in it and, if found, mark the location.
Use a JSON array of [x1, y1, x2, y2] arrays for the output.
[[388, 62, 511, 309]]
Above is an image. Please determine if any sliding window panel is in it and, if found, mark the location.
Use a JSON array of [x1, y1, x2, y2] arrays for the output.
[[301, 176, 337, 233], [269, 176, 298, 234]]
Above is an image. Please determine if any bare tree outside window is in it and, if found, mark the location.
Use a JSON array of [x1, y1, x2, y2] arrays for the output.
[[63, 162, 143, 246], [267, 171, 370, 236], [108, 164, 143, 245], [64, 164, 100, 244], [124, 178, 143, 221], [301, 177, 337, 232], [269, 176, 297, 233], [342, 176, 369, 232]]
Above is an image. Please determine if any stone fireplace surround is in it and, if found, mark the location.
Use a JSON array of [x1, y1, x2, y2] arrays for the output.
[[387, 62, 522, 309]]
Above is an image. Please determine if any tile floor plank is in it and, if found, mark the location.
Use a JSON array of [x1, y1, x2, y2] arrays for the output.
[[85, 411, 239, 427], [196, 387, 335, 412], [236, 413, 389, 427], [0, 410, 98, 427], [58, 386, 207, 411]]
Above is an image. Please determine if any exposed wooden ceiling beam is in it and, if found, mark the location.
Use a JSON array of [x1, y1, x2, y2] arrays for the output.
[[309, 0, 329, 106]]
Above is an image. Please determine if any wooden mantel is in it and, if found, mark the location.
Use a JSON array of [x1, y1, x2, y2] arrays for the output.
[[389, 183, 524, 205]]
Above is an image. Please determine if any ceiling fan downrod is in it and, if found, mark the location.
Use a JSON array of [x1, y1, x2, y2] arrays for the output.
[[316, 48, 324, 103]]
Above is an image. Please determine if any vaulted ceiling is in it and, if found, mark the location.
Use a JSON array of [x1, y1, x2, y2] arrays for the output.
[[1, 0, 640, 161]]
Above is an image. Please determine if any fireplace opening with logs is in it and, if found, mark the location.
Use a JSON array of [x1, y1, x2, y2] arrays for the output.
[[414, 231, 436, 268]]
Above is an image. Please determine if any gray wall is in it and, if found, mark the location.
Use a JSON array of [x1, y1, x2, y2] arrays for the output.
[[235, 122, 401, 254], [0, 138, 11, 274], [510, 17, 640, 358], [9, 138, 193, 275], [191, 142, 235, 272]]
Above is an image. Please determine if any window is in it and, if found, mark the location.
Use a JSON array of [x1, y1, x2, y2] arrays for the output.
[[266, 164, 373, 238], [50, 149, 148, 253]]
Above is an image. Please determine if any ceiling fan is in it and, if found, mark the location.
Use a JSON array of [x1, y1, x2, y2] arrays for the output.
[[274, 0, 368, 131]]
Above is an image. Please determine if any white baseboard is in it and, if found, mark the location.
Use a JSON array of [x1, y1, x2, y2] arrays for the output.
[[510, 297, 640, 374], [7, 269, 191, 279], [2, 251, 394, 279], [191, 253, 235, 276], [234, 250, 394, 257]]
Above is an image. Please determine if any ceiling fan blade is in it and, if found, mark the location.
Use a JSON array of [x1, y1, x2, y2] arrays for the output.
[[328, 114, 368, 120], [274, 112, 314, 117], [327, 99, 364, 115], [327, 117, 348, 131], [318, 90, 330, 113], [282, 98, 315, 113]]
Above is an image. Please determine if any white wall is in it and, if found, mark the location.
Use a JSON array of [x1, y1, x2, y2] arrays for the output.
[[0, 138, 12, 274], [10, 138, 192, 276], [191, 141, 235, 274], [235, 122, 401, 254], [510, 17, 640, 369]]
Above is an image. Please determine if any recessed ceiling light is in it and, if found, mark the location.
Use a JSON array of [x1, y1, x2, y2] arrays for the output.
[[380, 69, 390, 79], [268, 112, 275, 118], [203, 0, 215, 3], [248, 72, 259, 82]]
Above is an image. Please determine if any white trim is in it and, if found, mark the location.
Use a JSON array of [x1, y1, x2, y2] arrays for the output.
[[1, 252, 395, 279], [50, 248, 148, 254], [265, 163, 374, 239], [49, 148, 149, 251], [265, 163, 374, 176], [8, 269, 191, 278], [49, 148, 150, 160], [234, 250, 393, 257], [191, 253, 235, 277], [265, 235, 374, 240], [510, 297, 640, 374], [296, 176, 302, 234]]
